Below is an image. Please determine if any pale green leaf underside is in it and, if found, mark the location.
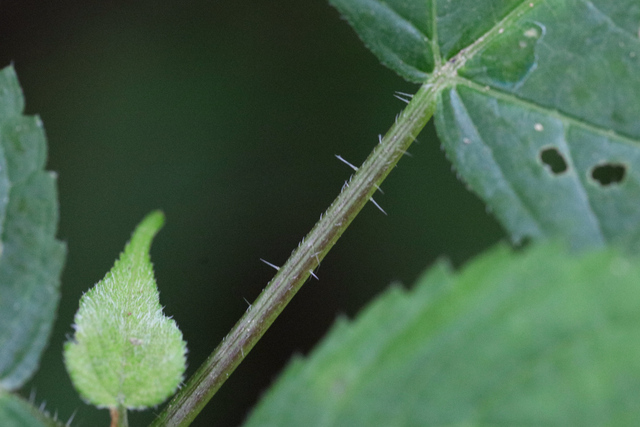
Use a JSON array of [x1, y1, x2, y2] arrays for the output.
[[331, 0, 640, 250], [244, 242, 640, 426], [0, 66, 66, 390], [64, 211, 186, 409]]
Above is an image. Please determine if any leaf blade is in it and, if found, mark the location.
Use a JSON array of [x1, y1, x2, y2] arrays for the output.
[[458, 0, 640, 138], [0, 65, 66, 391], [329, 0, 435, 82], [436, 0, 640, 246], [0, 391, 64, 427], [333, 0, 640, 250], [243, 242, 640, 426], [64, 211, 187, 409]]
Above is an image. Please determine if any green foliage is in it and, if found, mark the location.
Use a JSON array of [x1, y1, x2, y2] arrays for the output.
[[327, 0, 433, 82], [245, 242, 640, 426], [64, 211, 186, 410], [331, 0, 640, 250], [0, 392, 62, 427], [1, 0, 639, 425], [240, 1, 640, 426], [0, 66, 66, 391]]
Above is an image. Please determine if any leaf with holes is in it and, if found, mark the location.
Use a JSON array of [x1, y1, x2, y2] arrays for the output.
[[244, 242, 640, 426], [331, 0, 640, 250], [0, 65, 66, 391]]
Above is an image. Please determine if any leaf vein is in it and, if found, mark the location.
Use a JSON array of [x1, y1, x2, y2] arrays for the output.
[[451, 0, 543, 69], [431, 0, 441, 67], [556, 124, 607, 241], [580, 0, 640, 41], [449, 88, 545, 235], [459, 79, 640, 147], [376, 0, 430, 42]]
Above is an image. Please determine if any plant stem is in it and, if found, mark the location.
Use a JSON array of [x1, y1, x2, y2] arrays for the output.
[[150, 73, 451, 427], [110, 405, 128, 427]]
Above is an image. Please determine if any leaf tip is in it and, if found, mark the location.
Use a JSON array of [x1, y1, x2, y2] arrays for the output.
[[64, 210, 187, 411]]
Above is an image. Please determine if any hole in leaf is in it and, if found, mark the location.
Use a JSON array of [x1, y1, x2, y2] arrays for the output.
[[540, 147, 568, 175], [591, 163, 626, 186]]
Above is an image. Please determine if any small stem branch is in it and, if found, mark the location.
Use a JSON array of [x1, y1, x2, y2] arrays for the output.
[[150, 77, 447, 427], [110, 405, 128, 427]]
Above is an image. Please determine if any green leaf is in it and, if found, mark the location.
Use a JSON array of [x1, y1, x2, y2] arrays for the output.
[[0, 391, 64, 427], [331, 0, 640, 250], [0, 65, 66, 390], [244, 242, 640, 426], [328, 0, 434, 83], [64, 211, 187, 410]]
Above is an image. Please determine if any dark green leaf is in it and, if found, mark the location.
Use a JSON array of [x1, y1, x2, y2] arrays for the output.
[[0, 391, 64, 427], [244, 242, 640, 426], [0, 66, 66, 390], [331, 0, 640, 250], [329, 0, 434, 82]]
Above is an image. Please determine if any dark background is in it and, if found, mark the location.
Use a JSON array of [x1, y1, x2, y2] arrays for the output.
[[0, 1, 503, 426]]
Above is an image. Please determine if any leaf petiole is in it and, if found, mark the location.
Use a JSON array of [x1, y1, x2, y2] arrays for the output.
[[110, 405, 128, 427]]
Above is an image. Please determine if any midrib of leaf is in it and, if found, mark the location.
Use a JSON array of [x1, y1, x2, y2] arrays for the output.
[[424, 1, 544, 98], [443, 0, 541, 70], [430, 0, 442, 67], [459, 79, 640, 146]]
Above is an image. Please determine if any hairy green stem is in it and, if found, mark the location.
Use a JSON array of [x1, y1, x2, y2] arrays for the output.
[[111, 405, 128, 427], [150, 71, 453, 426]]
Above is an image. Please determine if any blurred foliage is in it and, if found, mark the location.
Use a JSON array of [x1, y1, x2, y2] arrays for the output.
[[0, 0, 503, 425], [245, 242, 640, 426]]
